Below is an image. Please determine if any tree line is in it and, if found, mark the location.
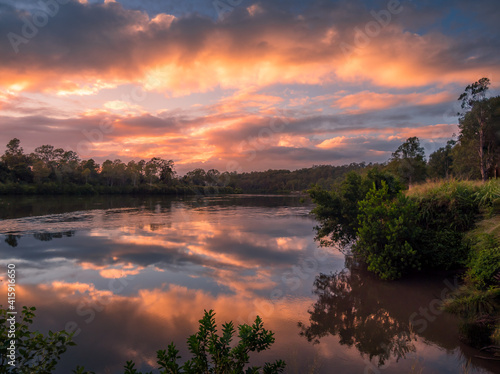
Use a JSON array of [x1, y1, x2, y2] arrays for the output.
[[1, 78, 499, 195], [0, 137, 371, 194]]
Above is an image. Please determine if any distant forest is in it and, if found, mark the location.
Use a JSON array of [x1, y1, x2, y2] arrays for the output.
[[0, 137, 369, 195], [1, 78, 499, 195]]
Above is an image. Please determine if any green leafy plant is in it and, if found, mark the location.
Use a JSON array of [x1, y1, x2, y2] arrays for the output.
[[409, 180, 480, 270], [0, 306, 75, 374], [1, 307, 284, 374], [355, 182, 421, 280], [309, 168, 401, 248], [87, 310, 285, 374], [466, 241, 500, 290]]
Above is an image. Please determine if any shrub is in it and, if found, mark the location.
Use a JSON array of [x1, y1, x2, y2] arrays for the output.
[[475, 179, 500, 212], [465, 234, 500, 289], [410, 180, 479, 232], [408, 180, 480, 270], [119, 310, 286, 374], [0, 306, 75, 373], [0, 306, 284, 374], [442, 286, 500, 319], [309, 169, 402, 248], [417, 229, 468, 270], [355, 182, 421, 280]]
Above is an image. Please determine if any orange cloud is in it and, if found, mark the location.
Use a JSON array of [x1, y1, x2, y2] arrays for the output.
[[80, 262, 145, 279], [317, 136, 349, 149], [1, 1, 497, 98], [317, 124, 458, 149], [334, 91, 454, 112]]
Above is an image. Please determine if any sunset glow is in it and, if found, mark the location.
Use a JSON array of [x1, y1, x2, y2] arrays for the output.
[[1, 0, 499, 173]]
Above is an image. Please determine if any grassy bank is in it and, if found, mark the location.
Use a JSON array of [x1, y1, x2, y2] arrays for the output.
[[310, 176, 500, 351], [407, 180, 500, 351]]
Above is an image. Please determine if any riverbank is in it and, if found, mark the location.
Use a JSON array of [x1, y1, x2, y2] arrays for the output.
[[402, 180, 500, 352], [310, 176, 500, 354], [0, 182, 241, 196]]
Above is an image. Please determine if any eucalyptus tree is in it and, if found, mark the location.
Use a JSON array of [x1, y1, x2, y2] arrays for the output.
[[457, 78, 500, 181]]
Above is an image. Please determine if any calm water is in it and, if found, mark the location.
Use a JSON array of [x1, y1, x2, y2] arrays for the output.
[[0, 195, 498, 374]]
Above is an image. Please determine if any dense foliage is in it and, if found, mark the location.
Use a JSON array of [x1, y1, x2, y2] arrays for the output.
[[309, 168, 401, 247], [408, 181, 480, 271], [441, 215, 500, 349], [466, 235, 500, 290], [310, 78, 500, 282], [0, 138, 370, 194], [355, 183, 421, 280], [311, 177, 494, 279], [310, 176, 500, 348]]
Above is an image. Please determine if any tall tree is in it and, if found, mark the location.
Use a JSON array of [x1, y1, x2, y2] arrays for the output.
[[206, 169, 221, 186], [388, 137, 427, 186], [158, 159, 175, 184], [184, 168, 207, 186], [1, 138, 33, 182], [458, 78, 500, 181], [427, 140, 455, 179], [145, 157, 163, 184]]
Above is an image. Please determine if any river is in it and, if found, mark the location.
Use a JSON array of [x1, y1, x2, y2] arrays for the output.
[[0, 195, 498, 374]]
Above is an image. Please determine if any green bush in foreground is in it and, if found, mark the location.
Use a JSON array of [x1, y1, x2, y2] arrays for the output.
[[409, 180, 480, 271], [0, 306, 75, 373], [116, 309, 286, 374], [0, 306, 284, 374]]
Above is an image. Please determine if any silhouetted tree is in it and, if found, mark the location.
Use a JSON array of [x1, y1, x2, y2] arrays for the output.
[[1, 138, 33, 182], [427, 140, 456, 179], [388, 137, 427, 186], [457, 78, 500, 181]]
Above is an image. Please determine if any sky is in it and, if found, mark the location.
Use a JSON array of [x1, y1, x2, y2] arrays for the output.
[[0, 0, 499, 174]]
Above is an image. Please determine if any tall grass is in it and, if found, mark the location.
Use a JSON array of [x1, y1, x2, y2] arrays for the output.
[[408, 179, 500, 349], [408, 179, 500, 211]]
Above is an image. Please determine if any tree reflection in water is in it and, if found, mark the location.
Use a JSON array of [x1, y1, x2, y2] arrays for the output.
[[298, 258, 416, 367]]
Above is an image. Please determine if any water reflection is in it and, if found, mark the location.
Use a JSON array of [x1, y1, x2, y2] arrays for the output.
[[298, 263, 417, 367], [0, 195, 498, 374], [4, 233, 20, 247], [297, 259, 500, 373]]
